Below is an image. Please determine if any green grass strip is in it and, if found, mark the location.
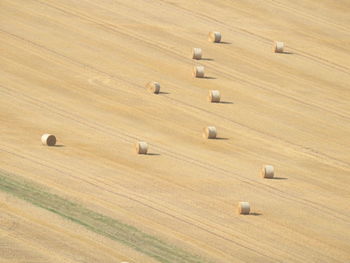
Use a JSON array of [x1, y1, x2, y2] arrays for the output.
[[0, 169, 210, 263]]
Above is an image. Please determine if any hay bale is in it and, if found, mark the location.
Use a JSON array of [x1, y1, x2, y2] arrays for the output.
[[261, 165, 274, 178], [208, 31, 221, 43], [274, 41, 284, 53], [208, 90, 221, 103], [41, 134, 56, 146], [192, 48, 202, 60], [203, 126, 217, 139], [136, 141, 148, 154], [193, 65, 205, 78], [238, 202, 250, 215], [146, 81, 160, 94]]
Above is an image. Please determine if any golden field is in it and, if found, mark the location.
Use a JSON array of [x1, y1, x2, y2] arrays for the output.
[[0, 0, 350, 262]]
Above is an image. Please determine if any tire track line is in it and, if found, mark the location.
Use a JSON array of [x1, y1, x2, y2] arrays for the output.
[[1, 27, 349, 183], [0, 145, 340, 263], [0, 148, 276, 262], [30, 1, 350, 120], [1, 85, 349, 224], [4, 6, 349, 171], [157, 0, 350, 75], [2, 6, 350, 221], [266, 0, 350, 33], [10, 1, 349, 121]]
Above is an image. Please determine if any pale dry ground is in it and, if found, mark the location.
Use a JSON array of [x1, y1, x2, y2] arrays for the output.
[[0, 0, 350, 262]]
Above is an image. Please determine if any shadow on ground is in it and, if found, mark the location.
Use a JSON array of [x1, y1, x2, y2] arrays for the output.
[[250, 212, 262, 216]]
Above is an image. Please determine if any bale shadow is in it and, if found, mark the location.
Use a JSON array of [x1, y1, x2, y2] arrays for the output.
[[203, 76, 216, 79], [158, 91, 170, 95], [215, 137, 229, 140], [146, 153, 160, 156], [219, 101, 234, 104], [201, 58, 214, 61], [250, 212, 262, 216], [217, 41, 232, 44], [279, 51, 293, 55], [271, 177, 288, 180], [53, 145, 65, 147]]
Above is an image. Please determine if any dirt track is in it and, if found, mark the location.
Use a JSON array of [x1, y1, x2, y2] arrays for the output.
[[1, 0, 350, 262]]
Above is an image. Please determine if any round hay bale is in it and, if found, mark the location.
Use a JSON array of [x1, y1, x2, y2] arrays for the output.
[[261, 165, 274, 178], [136, 141, 148, 154], [274, 41, 284, 53], [203, 126, 217, 139], [208, 31, 221, 43], [192, 48, 202, 60], [193, 65, 205, 78], [41, 134, 56, 146], [208, 90, 221, 103], [238, 202, 250, 215], [146, 81, 160, 94]]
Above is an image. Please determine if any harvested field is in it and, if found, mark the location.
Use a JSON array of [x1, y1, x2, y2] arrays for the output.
[[0, 0, 350, 262]]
